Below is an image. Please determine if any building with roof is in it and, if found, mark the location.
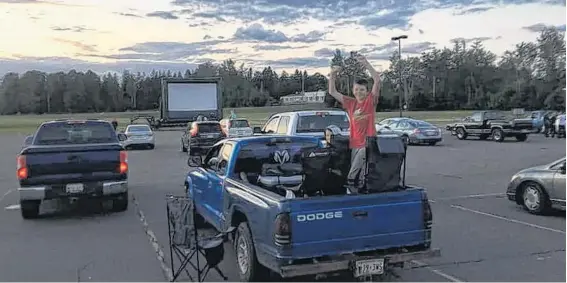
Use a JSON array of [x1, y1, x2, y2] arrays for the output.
[[280, 91, 326, 105]]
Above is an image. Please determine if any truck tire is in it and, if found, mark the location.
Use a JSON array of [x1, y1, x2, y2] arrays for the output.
[[21, 200, 40, 219], [515, 134, 528, 142], [111, 193, 128, 212], [491, 128, 505, 142], [455, 127, 467, 140], [234, 222, 270, 282]]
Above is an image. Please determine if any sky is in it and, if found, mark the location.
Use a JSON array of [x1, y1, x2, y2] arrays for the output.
[[0, 0, 565, 76]]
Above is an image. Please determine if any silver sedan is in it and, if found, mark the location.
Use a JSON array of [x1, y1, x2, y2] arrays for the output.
[[121, 124, 156, 150], [377, 118, 443, 145], [506, 157, 566, 214]]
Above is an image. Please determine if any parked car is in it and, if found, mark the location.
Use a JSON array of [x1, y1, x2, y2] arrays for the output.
[[122, 124, 155, 150], [17, 119, 129, 219], [184, 135, 439, 281], [377, 118, 442, 145], [219, 118, 253, 138], [446, 110, 533, 142], [506, 157, 566, 214], [181, 121, 225, 155]]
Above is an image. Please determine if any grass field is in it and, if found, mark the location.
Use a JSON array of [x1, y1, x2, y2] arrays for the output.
[[0, 105, 476, 133]]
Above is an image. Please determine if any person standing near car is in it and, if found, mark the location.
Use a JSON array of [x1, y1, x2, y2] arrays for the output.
[[328, 54, 380, 192], [111, 118, 118, 131]]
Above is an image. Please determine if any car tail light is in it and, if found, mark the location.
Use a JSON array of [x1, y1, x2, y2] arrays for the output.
[[190, 125, 198, 137], [17, 155, 28, 180], [119, 151, 128, 174], [274, 213, 291, 246]]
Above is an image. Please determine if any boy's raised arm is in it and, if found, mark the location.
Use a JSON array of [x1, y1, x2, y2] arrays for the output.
[[328, 66, 345, 104]]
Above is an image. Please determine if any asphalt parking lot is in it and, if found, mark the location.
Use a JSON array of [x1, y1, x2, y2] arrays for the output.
[[0, 130, 564, 282]]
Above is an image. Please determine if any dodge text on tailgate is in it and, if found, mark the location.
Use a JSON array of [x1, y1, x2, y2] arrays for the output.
[[184, 135, 440, 281], [17, 119, 129, 219]]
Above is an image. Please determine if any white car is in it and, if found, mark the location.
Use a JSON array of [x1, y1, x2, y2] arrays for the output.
[[122, 124, 155, 150], [219, 118, 253, 138]]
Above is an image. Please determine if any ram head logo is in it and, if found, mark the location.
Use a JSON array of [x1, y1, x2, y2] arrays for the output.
[[273, 150, 290, 165]]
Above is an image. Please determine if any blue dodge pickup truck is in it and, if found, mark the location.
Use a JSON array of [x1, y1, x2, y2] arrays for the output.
[[185, 135, 440, 281], [17, 119, 129, 219]]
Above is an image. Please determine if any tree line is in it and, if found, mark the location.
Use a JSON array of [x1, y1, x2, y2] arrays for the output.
[[0, 27, 564, 115]]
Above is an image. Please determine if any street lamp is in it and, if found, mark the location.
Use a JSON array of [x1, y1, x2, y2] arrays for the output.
[[391, 35, 408, 117]]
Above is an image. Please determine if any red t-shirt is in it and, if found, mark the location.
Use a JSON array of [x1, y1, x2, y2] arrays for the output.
[[343, 94, 377, 149]]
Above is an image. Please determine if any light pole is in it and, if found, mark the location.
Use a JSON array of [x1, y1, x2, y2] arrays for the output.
[[391, 35, 408, 117]]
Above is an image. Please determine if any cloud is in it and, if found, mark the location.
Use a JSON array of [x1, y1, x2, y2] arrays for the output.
[[522, 23, 566, 32], [233, 23, 326, 43], [252, 44, 295, 51], [233, 23, 289, 43], [455, 6, 494, 15], [451, 36, 493, 44], [313, 48, 347, 58], [116, 12, 142, 18], [146, 11, 178, 20], [362, 41, 437, 60], [82, 40, 232, 62], [262, 57, 330, 68], [358, 9, 415, 30], [51, 25, 92, 32], [53, 38, 97, 53], [0, 56, 196, 75]]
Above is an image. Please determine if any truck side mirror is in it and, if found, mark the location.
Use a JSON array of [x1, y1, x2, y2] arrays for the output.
[[117, 133, 127, 142], [253, 127, 262, 134], [187, 155, 202, 167]]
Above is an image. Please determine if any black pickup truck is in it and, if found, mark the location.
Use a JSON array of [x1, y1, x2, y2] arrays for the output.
[[17, 119, 129, 219], [446, 110, 533, 142]]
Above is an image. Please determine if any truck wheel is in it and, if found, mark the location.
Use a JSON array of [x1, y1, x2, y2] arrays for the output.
[[111, 193, 128, 212], [491, 128, 505, 142], [20, 200, 40, 219], [455, 128, 467, 140], [515, 134, 528, 142], [181, 142, 187, 152], [235, 222, 270, 282]]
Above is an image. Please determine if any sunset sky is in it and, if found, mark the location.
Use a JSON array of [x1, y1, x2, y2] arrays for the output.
[[0, 0, 564, 75]]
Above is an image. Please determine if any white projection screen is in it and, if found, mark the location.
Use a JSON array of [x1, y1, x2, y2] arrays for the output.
[[167, 83, 218, 111]]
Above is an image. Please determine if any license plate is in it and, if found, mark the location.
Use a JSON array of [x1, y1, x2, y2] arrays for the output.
[[354, 259, 384, 277], [65, 183, 84, 193]]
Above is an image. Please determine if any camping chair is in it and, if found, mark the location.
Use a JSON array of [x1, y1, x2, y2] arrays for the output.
[[165, 195, 235, 282]]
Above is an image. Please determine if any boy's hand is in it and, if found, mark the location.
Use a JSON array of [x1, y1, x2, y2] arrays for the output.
[[331, 65, 341, 75]]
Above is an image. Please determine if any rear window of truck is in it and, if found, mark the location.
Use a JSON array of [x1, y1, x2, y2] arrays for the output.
[[229, 120, 250, 128], [297, 114, 349, 133], [34, 121, 118, 145]]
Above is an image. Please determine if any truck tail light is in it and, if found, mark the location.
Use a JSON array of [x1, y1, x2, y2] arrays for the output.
[[274, 213, 291, 246], [119, 151, 128, 174], [17, 155, 28, 180]]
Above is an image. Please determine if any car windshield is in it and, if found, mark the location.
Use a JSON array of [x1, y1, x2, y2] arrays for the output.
[[229, 120, 250, 128], [34, 121, 117, 145], [296, 114, 349, 133], [127, 125, 151, 133], [198, 123, 222, 133]]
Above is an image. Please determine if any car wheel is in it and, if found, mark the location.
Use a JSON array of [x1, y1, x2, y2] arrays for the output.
[[148, 144, 155, 150], [515, 134, 527, 142], [491, 128, 505, 142], [456, 128, 467, 140], [111, 193, 128, 212], [20, 200, 40, 219], [234, 222, 270, 282], [520, 182, 550, 215]]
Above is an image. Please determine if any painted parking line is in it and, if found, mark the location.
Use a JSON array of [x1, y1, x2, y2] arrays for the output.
[[450, 204, 565, 234], [0, 188, 14, 203], [412, 260, 464, 282], [432, 193, 506, 202]]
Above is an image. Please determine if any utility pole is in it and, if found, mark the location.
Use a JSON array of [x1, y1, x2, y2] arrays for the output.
[[391, 35, 408, 117]]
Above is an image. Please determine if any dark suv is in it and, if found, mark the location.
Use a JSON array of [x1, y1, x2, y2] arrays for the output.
[[181, 121, 225, 155]]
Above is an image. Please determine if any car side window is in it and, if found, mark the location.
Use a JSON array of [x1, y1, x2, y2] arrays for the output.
[[398, 121, 408, 129], [389, 121, 400, 129], [217, 143, 233, 175], [379, 119, 390, 125], [276, 116, 290, 134], [264, 117, 280, 133], [471, 113, 482, 122], [203, 143, 223, 168]]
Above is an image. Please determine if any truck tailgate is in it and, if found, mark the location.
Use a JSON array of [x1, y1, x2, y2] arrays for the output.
[[23, 144, 123, 184], [288, 189, 427, 258]]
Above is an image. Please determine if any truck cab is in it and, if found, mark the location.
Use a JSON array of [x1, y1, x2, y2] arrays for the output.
[[185, 135, 439, 281], [253, 110, 350, 139]]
